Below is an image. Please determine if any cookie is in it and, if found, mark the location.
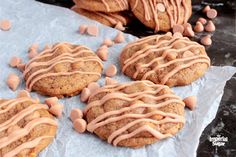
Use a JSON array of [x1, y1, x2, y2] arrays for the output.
[[84, 80, 185, 148], [129, 0, 192, 32], [73, 0, 129, 13], [0, 97, 57, 157], [120, 33, 210, 87], [71, 6, 130, 27], [23, 42, 103, 98]]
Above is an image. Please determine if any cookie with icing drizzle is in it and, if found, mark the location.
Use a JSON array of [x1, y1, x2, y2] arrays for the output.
[[0, 97, 57, 157], [71, 6, 131, 27], [120, 32, 210, 87], [73, 0, 129, 13], [129, 0, 192, 32], [84, 80, 185, 148], [23, 42, 103, 98]]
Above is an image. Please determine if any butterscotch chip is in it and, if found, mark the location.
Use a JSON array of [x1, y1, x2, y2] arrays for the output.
[[84, 80, 185, 148], [0, 19, 11, 31], [23, 42, 103, 98], [129, 0, 192, 32], [120, 33, 211, 87], [0, 97, 57, 156]]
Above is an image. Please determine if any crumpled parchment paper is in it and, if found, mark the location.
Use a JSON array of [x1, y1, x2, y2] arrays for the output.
[[0, 0, 235, 157]]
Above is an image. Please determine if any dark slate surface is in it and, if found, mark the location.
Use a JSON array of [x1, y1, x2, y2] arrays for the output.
[[36, 0, 236, 156]]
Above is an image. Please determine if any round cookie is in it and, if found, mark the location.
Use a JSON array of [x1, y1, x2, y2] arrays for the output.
[[0, 97, 57, 157], [23, 42, 103, 98], [120, 33, 210, 87], [73, 0, 129, 13], [71, 6, 131, 27], [84, 80, 185, 148], [129, 0, 192, 32]]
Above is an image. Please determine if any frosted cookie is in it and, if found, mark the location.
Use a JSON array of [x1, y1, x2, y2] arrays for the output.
[[73, 0, 129, 12], [129, 0, 192, 32], [0, 97, 57, 157], [120, 33, 210, 87], [72, 6, 130, 28], [84, 80, 185, 148], [23, 42, 103, 98]]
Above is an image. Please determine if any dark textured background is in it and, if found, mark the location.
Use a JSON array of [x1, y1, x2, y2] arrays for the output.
[[36, 0, 236, 156]]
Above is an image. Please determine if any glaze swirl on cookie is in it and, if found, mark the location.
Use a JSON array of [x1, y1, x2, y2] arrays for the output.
[[73, 0, 129, 13], [23, 42, 103, 98], [0, 97, 57, 157], [120, 33, 210, 87], [85, 80, 185, 148]]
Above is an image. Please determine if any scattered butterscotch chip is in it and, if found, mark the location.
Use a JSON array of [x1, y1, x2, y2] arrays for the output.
[[200, 35, 212, 46], [194, 21, 204, 32], [48, 103, 64, 117], [79, 24, 88, 34], [45, 97, 59, 107], [183, 96, 197, 110], [105, 77, 117, 85], [205, 20, 215, 32], [96, 45, 108, 61], [17, 63, 26, 72], [105, 64, 117, 77], [198, 17, 207, 25], [9, 56, 22, 68], [203, 5, 210, 13], [114, 31, 125, 43], [17, 90, 31, 98], [173, 24, 184, 34], [73, 118, 87, 133], [70, 108, 83, 122], [207, 9, 217, 19], [0, 19, 11, 31], [102, 38, 113, 47], [184, 26, 195, 37], [80, 88, 91, 102], [7, 73, 20, 91], [87, 82, 100, 92], [28, 49, 38, 59], [114, 21, 125, 31], [87, 25, 99, 36]]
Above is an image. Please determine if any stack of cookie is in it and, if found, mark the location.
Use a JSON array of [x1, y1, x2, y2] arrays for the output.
[[71, 0, 131, 30], [71, 0, 192, 32]]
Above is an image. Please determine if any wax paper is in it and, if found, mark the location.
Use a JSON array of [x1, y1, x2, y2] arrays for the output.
[[0, 0, 235, 157]]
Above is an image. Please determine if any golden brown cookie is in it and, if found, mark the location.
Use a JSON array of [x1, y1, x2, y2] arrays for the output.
[[120, 32, 211, 87], [129, 0, 192, 32], [84, 80, 185, 148], [23, 42, 103, 98], [71, 6, 131, 27], [0, 97, 57, 157], [73, 0, 129, 12]]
